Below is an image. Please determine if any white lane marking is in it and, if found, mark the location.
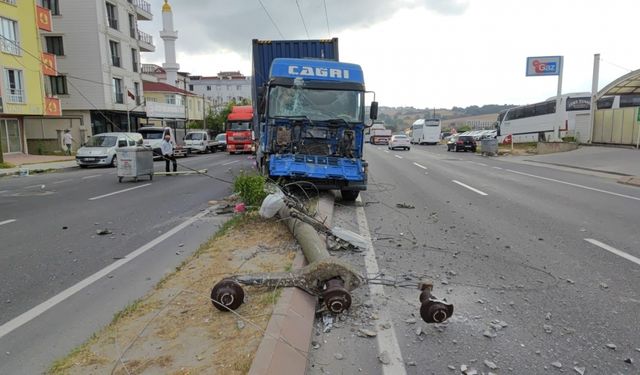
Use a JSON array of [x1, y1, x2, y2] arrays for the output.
[[394, 155, 403, 159], [412, 162, 428, 170], [355, 196, 406, 374], [384, 150, 390, 153], [0, 190, 8, 194], [585, 238, 640, 267], [222, 160, 239, 166], [492, 166, 503, 170], [506, 169, 640, 202], [470, 161, 488, 167], [0, 219, 17, 226], [52, 179, 73, 185], [452, 180, 488, 196], [81, 174, 102, 180], [25, 184, 43, 189], [0, 208, 211, 339], [88, 183, 151, 201]]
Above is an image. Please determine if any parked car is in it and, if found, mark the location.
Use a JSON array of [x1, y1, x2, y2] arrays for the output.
[[215, 133, 227, 151], [388, 134, 411, 150], [76, 132, 142, 168], [184, 130, 218, 153], [447, 135, 477, 152]]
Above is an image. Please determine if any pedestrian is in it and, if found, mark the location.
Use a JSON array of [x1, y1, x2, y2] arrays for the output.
[[160, 132, 177, 173], [63, 129, 73, 155]]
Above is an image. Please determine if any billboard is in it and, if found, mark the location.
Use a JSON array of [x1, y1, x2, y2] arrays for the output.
[[526, 56, 562, 76]]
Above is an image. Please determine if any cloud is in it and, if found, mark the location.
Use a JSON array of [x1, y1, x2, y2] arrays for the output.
[[144, 0, 469, 61]]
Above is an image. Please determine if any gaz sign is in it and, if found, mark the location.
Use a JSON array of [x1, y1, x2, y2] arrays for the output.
[[526, 56, 562, 76]]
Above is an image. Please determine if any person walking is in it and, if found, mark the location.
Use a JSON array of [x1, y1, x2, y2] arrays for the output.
[[63, 129, 73, 155], [160, 132, 177, 173]]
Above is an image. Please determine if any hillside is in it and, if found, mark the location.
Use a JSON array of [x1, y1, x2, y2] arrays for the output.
[[377, 104, 515, 132]]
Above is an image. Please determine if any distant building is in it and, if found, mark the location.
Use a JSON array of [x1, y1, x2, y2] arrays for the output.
[[23, 0, 155, 149], [1, 0, 63, 155], [188, 71, 251, 107]]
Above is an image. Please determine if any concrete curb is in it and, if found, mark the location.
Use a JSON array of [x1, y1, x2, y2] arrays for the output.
[[249, 193, 334, 375], [617, 176, 640, 187], [0, 165, 78, 178]]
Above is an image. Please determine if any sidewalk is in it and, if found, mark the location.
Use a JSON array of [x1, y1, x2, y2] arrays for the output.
[[505, 145, 640, 186], [0, 154, 77, 177]]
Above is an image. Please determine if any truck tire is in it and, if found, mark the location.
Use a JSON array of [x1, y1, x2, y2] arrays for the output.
[[341, 190, 359, 201]]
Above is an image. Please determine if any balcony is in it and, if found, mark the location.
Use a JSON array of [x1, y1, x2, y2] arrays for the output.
[[128, 0, 152, 21], [136, 29, 155, 52], [0, 0, 17, 5]]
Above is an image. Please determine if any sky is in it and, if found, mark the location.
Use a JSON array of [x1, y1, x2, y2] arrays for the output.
[[140, 0, 640, 108]]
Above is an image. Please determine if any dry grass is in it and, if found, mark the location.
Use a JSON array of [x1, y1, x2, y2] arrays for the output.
[[48, 213, 297, 375]]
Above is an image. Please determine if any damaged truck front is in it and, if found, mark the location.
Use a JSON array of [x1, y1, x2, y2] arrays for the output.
[[252, 39, 377, 201]]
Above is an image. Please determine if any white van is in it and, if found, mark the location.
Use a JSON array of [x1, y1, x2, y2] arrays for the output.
[[138, 126, 187, 158], [184, 130, 219, 153], [76, 132, 142, 168]]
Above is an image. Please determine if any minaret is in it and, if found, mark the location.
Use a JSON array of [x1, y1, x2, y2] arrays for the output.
[[160, 0, 179, 86]]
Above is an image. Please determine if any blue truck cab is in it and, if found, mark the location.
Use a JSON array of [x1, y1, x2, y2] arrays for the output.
[[253, 40, 377, 201]]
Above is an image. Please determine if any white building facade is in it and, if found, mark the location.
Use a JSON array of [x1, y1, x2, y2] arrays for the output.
[[188, 72, 252, 107], [25, 0, 155, 144]]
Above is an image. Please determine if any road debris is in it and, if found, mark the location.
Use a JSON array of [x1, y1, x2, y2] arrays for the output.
[[573, 366, 585, 375], [605, 343, 617, 350], [624, 358, 633, 364], [236, 320, 245, 330], [396, 202, 415, 209], [322, 313, 334, 333], [484, 360, 498, 370], [545, 312, 552, 320], [334, 353, 344, 360], [543, 324, 553, 334], [96, 229, 112, 235], [483, 330, 497, 339], [599, 282, 609, 289], [551, 361, 562, 369], [378, 350, 391, 365], [358, 328, 377, 337]]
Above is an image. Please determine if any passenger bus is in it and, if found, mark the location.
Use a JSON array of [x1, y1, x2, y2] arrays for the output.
[[496, 93, 592, 143], [410, 118, 441, 145]]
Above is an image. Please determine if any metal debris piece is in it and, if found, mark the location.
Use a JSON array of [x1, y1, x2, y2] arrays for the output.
[[96, 229, 112, 235], [396, 202, 415, 209], [574, 366, 586, 375], [624, 358, 633, 364], [606, 343, 617, 350]]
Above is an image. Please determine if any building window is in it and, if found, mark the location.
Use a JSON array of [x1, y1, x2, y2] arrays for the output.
[[106, 2, 118, 30], [3, 68, 25, 103], [206, 86, 211, 91], [41, 0, 60, 15], [109, 40, 120, 67], [189, 84, 194, 91], [45, 36, 64, 56], [112, 77, 123, 104], [128, 13, 136, 38], [0, 17, 20, 56], [131, 48, 138, 72], [134, 82, 141, 105], [50, 75, 68, 95]]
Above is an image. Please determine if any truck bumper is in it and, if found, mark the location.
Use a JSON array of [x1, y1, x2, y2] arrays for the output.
[[228, 143, 252, 153], [268, 154, 367, 191]]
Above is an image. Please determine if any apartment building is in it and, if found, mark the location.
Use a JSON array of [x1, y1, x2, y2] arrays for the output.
[[0, 0, 62, 155], [188, 71, 252, 107], [23, 0, 154, 152]]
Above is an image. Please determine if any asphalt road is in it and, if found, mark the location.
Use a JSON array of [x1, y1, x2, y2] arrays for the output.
[[0, 151, 254, 374], [309, 143, 640, 374]]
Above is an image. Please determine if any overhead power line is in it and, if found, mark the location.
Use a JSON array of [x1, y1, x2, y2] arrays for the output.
[[257, 0, 285, 39], [295, 0, 310, 38], [323, 0, 331, 36]]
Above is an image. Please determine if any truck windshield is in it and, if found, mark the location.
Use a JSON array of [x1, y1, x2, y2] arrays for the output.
[[268, 86, 364, 123], [229, 122, 251, 131], [139, 131, 163, 139], [87, 135, 117, 147], [185, 133, 203, 140]]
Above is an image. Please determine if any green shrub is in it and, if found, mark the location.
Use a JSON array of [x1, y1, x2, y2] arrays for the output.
[[562, 136, 576, 143], [233, 173, 268, 207], [0, 162, 15, 169]]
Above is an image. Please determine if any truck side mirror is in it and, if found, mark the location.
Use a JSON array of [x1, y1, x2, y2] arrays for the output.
[[369, 101, 379, 120]]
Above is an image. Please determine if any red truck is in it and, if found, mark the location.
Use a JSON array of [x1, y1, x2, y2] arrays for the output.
[[226, 106, 254, 154]]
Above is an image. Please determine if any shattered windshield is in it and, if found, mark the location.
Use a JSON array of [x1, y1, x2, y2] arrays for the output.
[[268, 86, 364, 122], [229, 122, 251, 131]]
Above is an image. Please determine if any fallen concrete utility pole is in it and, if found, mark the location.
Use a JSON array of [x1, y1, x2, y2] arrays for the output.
[[210, 196, 453, 323]]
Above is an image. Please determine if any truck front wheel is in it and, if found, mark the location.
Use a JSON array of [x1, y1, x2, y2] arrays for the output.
[[340, 190, 359, 201]]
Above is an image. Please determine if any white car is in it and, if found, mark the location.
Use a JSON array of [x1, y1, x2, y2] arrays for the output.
[[388, 134, 411, 150], [76, 132, 142, 168]]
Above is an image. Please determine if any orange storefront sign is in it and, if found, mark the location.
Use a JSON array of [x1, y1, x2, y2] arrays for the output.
[[41, 52, 57, 76], [44, 97, 61, 116], [36, 6, 52, 32]]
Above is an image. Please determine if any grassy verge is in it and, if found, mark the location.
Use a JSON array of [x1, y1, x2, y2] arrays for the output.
[[0, 162, 15, 169]]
